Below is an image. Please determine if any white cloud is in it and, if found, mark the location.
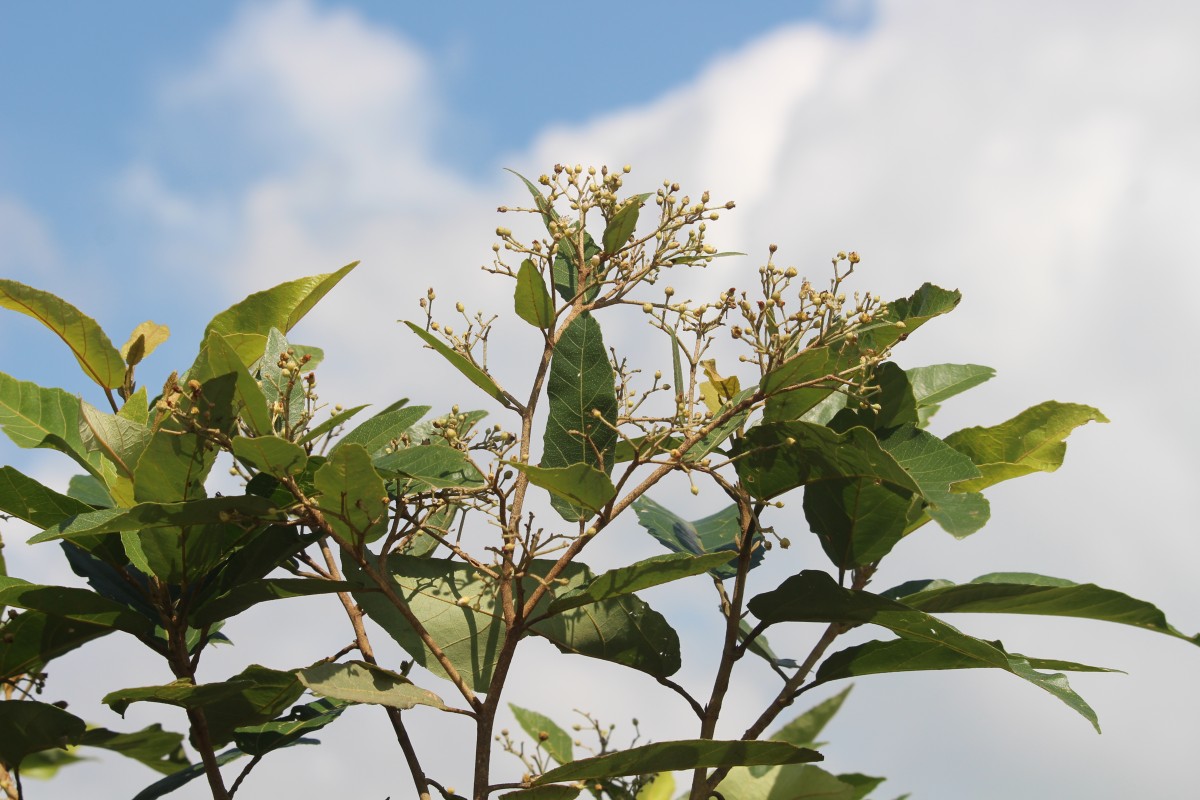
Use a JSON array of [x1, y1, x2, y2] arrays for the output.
[[15, 0, 1200, 797], [0, 195, 60, 275]]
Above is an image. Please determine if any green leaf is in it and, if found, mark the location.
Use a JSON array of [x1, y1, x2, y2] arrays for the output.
[[0, 576, 156, 639], [105, 665, 304, 748], [79, 400, 152, 479], [535, 740, 822, 785], [103, 679, 253, 717], [0, 610, 111, 680], [0, 371, 106, 478], [506, 168, 559, 230], [0, 279, 126, 389], [541, 312, 619, 520], [189, 578, 362, 627], [203, 262, 357, 365], [763, 284, 961, 421], [232, 698, 347, 757], [515, 259, 556, 329], [876, 425, 988, 538], [329, 403, 428, 457], [132, 747, 245, 800], [905, 363, 995, 407], [190, 332, 273, 436], [944, 402, 1108, 492], [836, 773, 888, 800], [78, 724, 189, 775], [119, 386, 150, 425], [552, 232, 602, 303], [67, 473, 113, 507], [548, 552, 737, 613], [353, 556, 680, 692], [740, 620, 799, 670], [502, 787, 581, 800], [834, 362, 918, 431], [297, 403, 370, 446], [602, 198, 644, 254], [255, 327, 316, 431], [732, 422, 919, 501], [231, 436, 308, 478], [313, 444, 388, 545], [0, 700, 87, 768], [803, 478, 921, 569], [28, 495, 286, 544], [769, 687, 853, 748], [120, 321, 171, 367], [813, 638, 1121, 686], [510, 704, 573, 764], [748, 571, 1100, 730], [296, 661, 448, 710], [404, 321, 512, 407], [0, 466, 94, 528], [509, 462, 616, 516], [894, 573, 1200, 645], [375, 444, 486, 492], [631, 496, 763, 580], [716, 763, 857, 800]]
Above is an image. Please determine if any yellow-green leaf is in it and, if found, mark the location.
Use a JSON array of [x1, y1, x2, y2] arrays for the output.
[[120, 321, 170, 367], [0, 279, 125, 389]]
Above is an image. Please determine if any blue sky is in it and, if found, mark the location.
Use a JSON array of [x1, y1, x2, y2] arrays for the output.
[[1, 2, 1199, 798]]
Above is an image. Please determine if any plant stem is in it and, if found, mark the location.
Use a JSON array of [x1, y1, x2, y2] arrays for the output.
[[318, 537, 434, 800], [687, 498, 759, 800]]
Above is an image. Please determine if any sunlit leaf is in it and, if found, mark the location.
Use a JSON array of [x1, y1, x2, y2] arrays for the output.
[[536, 739, 821, 785], [120, 321, 171, 367], [515, 259, 556, 329], [203, 263, 357, 365], [0, 279, 126, 389], [296, 661, 447, 711], [510, 704, 573, 765]]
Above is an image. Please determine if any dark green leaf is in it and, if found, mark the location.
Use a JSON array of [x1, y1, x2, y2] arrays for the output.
[[67, 473, 113, 507], [551, 232, 601, 304], [296, 661, 447, 710], [105, 665, 304, 748], [353, 556, 680, 692], [78, 724, 189, 775], [0, 279, 126, 389], [944, 402, 1108, 491], [375, 444, 485, 492], [0, 700, 87, 768], [732, 422, 919, 501], [510, 462, 615, 517], [404, 321, 512, 407], [541, 312, 618, 520], [0, 576, 155, 639], [510, 704, 573, 764], [233, 698, 347, 757], [204, 262, 357, 365], [536, 739, 822, 785], [739, 620, 799, 670], [329, 403, 428, 457], [231, 436, 308, 478], [313, 444, 388, 545], [895, 573, 1200, 645], [189, 578, 363, 627], [0, 610, 111, 680], [502, 787, 581, 800], [631, 496, 762, 580], [132, 747, 244, 800], [748, 571, 1100, 730], [836, 773, 887, 800], [548, 552, 737, 613], [803, 479, 921, 569], [28, 495, 286, 544], [515, 259, 556, 329], [813, 638, 1120, 686]]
